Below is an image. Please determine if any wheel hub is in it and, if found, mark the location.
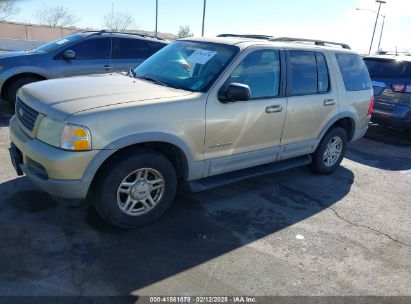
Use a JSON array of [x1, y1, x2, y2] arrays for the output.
[[130, 182, 150, 201]]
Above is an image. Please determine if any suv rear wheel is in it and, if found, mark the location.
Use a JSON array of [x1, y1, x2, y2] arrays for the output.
[[310, 127, 347, 175], [7, 77, 40, 108], [94, 149, 177, 228]]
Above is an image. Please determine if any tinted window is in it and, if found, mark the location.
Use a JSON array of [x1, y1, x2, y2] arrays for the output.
[[288, 51, 317, 95], [364, 58, 411, 78], [336, 53, 371, 91], [113, 38, 151, 59], [147, 41, 167, 53], [317, 53, 330, 93], [69, 38, 111, 59], [229, 50, 280, 98]]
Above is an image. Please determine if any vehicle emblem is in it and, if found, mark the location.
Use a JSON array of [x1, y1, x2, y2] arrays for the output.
[[19, 108, 24, 117]]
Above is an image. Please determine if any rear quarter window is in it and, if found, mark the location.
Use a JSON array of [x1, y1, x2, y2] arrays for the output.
[[336, 53, 371, 91]]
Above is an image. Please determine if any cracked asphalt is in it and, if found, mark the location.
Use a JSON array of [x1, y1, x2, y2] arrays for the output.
[[0, 99, 410, 296]]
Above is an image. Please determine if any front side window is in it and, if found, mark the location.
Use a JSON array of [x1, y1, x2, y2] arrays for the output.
[[134, 41, 239, 92], [227, 50, 281, 99], [68, 38, 111, 59], [336, 53, 372, 91], [113, 38, 151, 59]]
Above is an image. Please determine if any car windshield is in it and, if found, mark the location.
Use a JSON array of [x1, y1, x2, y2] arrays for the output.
[[133, 40, 239, 92], [32, 34, 83, 54]]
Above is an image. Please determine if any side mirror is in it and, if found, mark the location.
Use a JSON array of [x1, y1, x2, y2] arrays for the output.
[[63, 49, 76, 60], [219, 83, 251, 103]]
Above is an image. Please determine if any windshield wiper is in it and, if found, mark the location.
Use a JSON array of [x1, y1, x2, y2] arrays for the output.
[[135, 75, 168, 87]]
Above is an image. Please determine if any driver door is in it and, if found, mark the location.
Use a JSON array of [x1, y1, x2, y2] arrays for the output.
[[57, 37, 112, 77], [204, 48, 288, 177]]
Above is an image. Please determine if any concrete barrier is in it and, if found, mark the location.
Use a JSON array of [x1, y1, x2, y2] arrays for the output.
[[0, 38, 44, 51]]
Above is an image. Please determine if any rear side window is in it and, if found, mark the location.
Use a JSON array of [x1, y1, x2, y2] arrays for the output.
[[364, 58, 411, 78], [287, 50, 330, 95], [336, 53, 371, 91], [69, 38, 111, 59], [113, 38, 151, 59]]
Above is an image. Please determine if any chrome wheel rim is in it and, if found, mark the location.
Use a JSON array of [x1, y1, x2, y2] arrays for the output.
[[323, 136, 343, 167], [117, 168, 165, 216]]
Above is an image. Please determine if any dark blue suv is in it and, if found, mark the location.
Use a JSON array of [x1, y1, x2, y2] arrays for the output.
[[364, 54, 411, 130]]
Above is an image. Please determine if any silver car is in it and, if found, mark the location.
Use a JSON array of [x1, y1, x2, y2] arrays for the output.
[[0, 31, 168, 107]]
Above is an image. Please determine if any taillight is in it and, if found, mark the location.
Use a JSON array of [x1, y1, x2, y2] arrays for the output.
[[392, 84, 411, 93], [368, 96, 374, 115], [392, 84, 405, 92]]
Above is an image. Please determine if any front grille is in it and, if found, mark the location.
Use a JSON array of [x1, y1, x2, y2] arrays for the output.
[[16, 97, 39, 132]]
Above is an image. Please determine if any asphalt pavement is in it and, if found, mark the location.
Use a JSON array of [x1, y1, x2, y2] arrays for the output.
[[0, 99, 410, 297]]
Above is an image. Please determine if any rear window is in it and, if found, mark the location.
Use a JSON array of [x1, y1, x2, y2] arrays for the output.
[[336, 53, 371, 91], [364, 58, 411, 78]]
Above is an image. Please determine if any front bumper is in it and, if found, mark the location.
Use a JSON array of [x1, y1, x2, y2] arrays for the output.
[[9, 115, 99, 200]]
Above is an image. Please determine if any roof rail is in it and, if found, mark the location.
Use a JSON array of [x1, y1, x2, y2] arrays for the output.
[[217, 34, 274, 40], [81, 30, 165, 41], [270, 37, 351, 49], [375, 50, 411, 56]]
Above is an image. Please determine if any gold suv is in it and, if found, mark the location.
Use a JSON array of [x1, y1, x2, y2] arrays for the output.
[[9, 36, 374, 228]]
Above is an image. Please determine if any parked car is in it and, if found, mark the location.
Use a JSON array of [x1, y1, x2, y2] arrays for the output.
[[9, 36, 373, 228], [364, 53, 411, 130], [0, 31, 168, 107]]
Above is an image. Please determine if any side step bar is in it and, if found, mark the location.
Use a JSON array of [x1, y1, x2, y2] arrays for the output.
[[186, 155, 312, 192]]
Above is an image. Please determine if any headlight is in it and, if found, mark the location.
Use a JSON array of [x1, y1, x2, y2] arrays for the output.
[[37, 116, 64, 147], [61, 124, 92, 151]]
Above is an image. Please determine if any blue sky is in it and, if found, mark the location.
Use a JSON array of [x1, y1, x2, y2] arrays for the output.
[[11, 0, 411, 53]]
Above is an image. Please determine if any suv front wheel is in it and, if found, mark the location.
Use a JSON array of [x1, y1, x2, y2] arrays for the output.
[[94, 149, 177, 228], [310, 127, 347, 175]]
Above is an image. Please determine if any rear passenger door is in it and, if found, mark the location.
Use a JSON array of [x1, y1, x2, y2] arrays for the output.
[[280, 49, 339, 159], [111, 38, 154, 72], [57, 37, 112, 77]]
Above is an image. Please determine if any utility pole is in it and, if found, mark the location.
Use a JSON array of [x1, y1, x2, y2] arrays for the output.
[[368, 0, 386, 55], [377, 15, 386, 51], [201, 0, 206, 37], [155, 0, 158, 37]]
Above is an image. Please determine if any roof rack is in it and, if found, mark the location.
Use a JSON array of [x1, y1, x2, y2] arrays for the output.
[[79, 30, 165, 41], [270, 37, 351, 49], [217, 34, 274, 40], [375, 50, 411, 56]]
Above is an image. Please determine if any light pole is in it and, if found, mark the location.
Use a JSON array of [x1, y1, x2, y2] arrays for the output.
[[201, 0, 206, 37], [377, 14, 386, 51], [356, 8, 386, 52], [155, 0, 158, 37], [368, 0, 386, 55]]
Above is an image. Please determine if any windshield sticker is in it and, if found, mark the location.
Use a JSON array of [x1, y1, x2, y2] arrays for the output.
[[55, 39, 69, 45], [187, 49, 217, 65]]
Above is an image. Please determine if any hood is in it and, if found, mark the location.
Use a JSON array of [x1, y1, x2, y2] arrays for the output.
[[19, 73, 193, 120], [0, 50, 32, 59]]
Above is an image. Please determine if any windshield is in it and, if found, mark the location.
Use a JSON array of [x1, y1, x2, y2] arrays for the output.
[[133, 40, 239, 92], [32, 34, 83, 54]]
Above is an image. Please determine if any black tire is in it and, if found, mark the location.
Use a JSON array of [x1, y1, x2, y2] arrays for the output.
[[94, 148, 177, 228], [310, 127, 347, 175], [7, 77, 40, 108]]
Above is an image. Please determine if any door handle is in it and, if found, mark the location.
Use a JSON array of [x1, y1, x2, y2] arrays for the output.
[[324, 99, 336, 106], [265, 105, 283, 113], [104, 65, 114, 70]]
